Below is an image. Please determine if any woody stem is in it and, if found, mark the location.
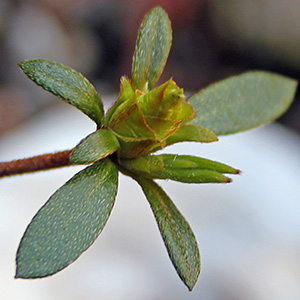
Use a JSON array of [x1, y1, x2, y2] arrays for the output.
[[0, 150, 72, 178]]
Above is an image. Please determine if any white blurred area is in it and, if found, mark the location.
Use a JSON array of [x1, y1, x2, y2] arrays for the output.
[[0, 100, 300, 300]]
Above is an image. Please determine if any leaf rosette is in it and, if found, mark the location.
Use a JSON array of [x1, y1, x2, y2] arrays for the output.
[[13, 4, 298, 293]]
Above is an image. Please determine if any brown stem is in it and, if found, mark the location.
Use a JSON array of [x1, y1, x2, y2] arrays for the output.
[[0, 150, 72, 178]]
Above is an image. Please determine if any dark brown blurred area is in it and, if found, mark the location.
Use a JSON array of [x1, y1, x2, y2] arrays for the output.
[[0, 0, 299, 134]]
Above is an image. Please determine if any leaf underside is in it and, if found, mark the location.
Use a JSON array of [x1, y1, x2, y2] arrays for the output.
[[136, 177, 200, 291], [187, 71, 298, 135], [16, 159, 118, 278]]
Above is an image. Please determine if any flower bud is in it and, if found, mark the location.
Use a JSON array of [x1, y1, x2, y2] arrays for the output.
[[107, 77, 194, 158]]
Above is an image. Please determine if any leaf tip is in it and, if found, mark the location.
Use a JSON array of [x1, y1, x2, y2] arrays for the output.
[[185, 279, 197, 291], [14, 272, 25, 279], [184, 269, 200, 291], [14, 267, 22, 279], [17, 60, 25, 70], [15, 261, 25, 279]]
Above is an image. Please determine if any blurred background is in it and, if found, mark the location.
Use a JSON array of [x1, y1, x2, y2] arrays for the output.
[[0, 0, 300, 299]]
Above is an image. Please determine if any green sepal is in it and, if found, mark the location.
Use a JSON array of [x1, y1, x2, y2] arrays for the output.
[[112, 133, 160, 159], [120, 154, 239, 183], [18, 59, 104, 126], [70, 129, 120, 165], [137, 79, 194, 140], [187, 71, 298, 135], [131, 6, 172, 92], [16, 159, 118, 278], [164, 124, 218, 146], [108, 95, 156, 140], [136, 177, 200, 290], [138, 79, 186, 119], [105, 76, 135, 126]]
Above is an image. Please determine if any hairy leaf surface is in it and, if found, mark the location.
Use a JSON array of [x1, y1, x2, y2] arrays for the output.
[[16, 159, 118, 278], [137, 178, 200, 290], [19, 59, 104, 125], [187, 71, 297, 135], [70, 129, 120, 164], [131, 6, 172, 92]]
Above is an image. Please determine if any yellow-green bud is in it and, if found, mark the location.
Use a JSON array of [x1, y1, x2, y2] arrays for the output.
[[107, 77, 194, 158]]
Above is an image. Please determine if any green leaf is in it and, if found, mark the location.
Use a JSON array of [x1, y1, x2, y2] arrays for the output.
[[131, 6, 172, 92], [120, 154, 238, 183], [160, 154, 239, 174], [70, 129, 120, 165], [19, 59, 104, 126], [136, 178, 200, 290], [152, 169, 231, 183], [16, 159, 118, 278], [187, 71, 298, 135], [164, 124, 218, 146]]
